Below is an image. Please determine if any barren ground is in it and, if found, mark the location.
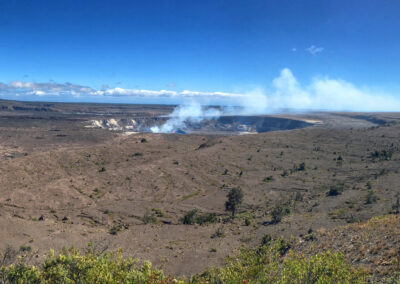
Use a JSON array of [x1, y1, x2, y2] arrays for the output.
[[0, 99, 399, 281]]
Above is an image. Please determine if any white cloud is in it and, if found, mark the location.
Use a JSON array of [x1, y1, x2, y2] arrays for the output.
[[1, 71, 399, 112], [0, 81, 243, 99], [306, 45, 324, 55], [0, 81, 95, 97]]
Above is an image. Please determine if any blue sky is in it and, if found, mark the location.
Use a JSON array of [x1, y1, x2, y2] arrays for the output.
[[1, 0, 400, 110]]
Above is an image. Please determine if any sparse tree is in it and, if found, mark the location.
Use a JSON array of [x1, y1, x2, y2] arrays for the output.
[[393, 195, 400, 215], [271, 204, 284, 224], [225, 188, 244, 217], [365, 190, 378, 204]]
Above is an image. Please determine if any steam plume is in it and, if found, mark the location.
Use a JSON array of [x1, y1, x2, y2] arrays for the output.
[[150, 102, 221, 133]]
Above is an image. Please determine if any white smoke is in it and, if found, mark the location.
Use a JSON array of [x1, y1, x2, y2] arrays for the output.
[[150, 102, 221, 133], [266, 69, 400, 112], [150, 68, 400, 133], [219, 68, 400, 113]]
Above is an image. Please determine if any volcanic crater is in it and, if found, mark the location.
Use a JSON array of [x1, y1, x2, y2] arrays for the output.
[[86, 115, 314, 134]]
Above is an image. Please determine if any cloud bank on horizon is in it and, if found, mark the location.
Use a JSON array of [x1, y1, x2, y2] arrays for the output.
[[1, 68, 399, 112]]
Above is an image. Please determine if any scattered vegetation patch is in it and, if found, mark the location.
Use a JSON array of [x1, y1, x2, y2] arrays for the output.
[[327, 184, 344, 196], [151, 208, 165, 217], [0, 241, 365, 283], [364, 190, 379, 204], [268, 198, 293, 224], [329, 208, 350, 220], [370, 148, 394, 161], [298, 162, 306, 171], [236, 211, 254, 226], [211, 227, 225, 239], [142, 210, 158, 224], [180, 190, 201, 201], [91, 188, 104, 199], [0, 246, 177, 283], [263, 175, 274, 182], [192, 240, 365, 283], [109, 223, 124, 235], [225, 187, 244, 217], [19, 245, 32, 253], [270, 204, 290, 224], [392, 195, 400, 214], [181, 209, 217, 225]]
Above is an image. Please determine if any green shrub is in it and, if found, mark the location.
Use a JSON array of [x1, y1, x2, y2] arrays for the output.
[[142, 211, 158, 224], [151, 208, 164, 217], [365, 190, 378, 204], [192, 240, 365, 283], [392, 195, 400, 214], [370, 149, 393, 161], [181, 209, 197, 225], [225, 188, 244, 217], [271, 204, 288, 224], [327, 184, 344, 196], [196, 213, 217, 225], [19, 246, 31, 253], [109, 223, 123, 235], [211, 227, 225, 239], [263, 176, 274, 182], [181, 210, 217, 225], [0, 246, 182, 283], [294, 192, 304, 201], [0, 242, 367, 284], [261, 234, 272, 246]]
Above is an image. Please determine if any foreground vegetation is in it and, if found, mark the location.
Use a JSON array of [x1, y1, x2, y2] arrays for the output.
[[0, 240, 367, 284], [193, 239, 366, 283]]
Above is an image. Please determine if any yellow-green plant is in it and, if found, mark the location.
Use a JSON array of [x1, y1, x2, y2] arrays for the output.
[[191, 240, 366, 283], [0, 245, 183, 284], [0, 241, 366, 283]]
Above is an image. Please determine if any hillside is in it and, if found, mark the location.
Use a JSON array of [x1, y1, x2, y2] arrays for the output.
[[0, 103, 399, 281]]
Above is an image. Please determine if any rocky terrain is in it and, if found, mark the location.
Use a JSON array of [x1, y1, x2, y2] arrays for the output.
[[0, 99, 399, 281]]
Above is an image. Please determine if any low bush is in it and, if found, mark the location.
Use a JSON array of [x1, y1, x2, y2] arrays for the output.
[[193, 240, 365, 283], [0, 245, 182, 283], [327, 184, 344, 196], [365, 190, 379, 204], [0, 241, 367, 283], [151, 208, 164, 217], [298, 162, 306, 171], [142, 211, 158, 224], [263, 176, 274, 182], [370, 149, 393, 161], [270, 204, 290, 224], [181, 210, 217, 225], [211, 227, 225, 239]]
